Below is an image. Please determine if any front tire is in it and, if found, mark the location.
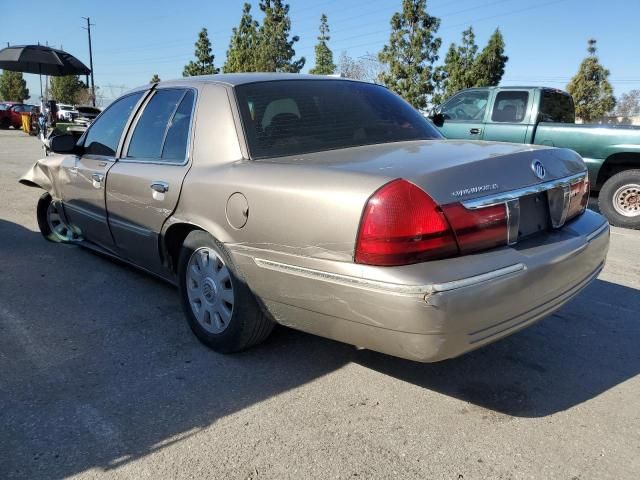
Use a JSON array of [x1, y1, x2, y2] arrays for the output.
[[178, 230, 274, 353], [36, 192, 81, 242], [599, 170, 640, 229]]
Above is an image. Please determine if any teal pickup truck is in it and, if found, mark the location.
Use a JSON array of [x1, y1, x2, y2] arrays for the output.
[[431, 86, 640, 228]]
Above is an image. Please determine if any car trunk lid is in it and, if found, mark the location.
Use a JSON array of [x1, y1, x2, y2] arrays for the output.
[[264, 139, 586, 204]]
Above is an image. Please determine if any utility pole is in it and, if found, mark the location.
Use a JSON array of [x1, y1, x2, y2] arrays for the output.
[[82, 17, 96, 106]]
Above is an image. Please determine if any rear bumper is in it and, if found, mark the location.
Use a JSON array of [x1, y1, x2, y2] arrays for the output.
[[229, 210, 610, 362]]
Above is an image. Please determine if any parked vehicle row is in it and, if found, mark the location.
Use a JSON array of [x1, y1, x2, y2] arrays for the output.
[[56, 104, 102, 123], [0, 102, 35, 129], [21, 75, 609, 362], [430, 86, 640, 228]]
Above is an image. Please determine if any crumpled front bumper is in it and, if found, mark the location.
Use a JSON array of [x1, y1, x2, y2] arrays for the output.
[[229, 210, 610, 362]]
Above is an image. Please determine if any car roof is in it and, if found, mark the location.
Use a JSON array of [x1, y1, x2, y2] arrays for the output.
[[128, 73, 366, 94], [459, 86, 570, 93]]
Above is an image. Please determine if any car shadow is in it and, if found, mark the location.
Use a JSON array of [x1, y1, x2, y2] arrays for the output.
[[1, 218, 638, 478]]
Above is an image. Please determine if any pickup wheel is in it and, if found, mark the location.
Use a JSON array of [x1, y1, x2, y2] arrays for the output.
[[599, 170, 640, 229], [178, 230, 274, 353]]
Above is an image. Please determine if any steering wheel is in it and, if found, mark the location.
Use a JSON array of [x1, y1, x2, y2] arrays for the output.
[[454, 107, 467, 120]]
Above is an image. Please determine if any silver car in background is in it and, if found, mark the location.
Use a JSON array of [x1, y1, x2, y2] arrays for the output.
[[20, 74, 609, 362]]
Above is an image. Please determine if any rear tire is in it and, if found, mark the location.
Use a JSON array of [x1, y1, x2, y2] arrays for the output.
[[0, 118, 9, 129], [599, 170, 640, 229], [178, 230, 274, 353]]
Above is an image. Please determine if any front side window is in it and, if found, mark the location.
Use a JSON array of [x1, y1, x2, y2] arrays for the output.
[[441, 90, 490, 121], [491, 91, 529, 123], [126, 88, 195, 162], [84, 92, 144, 156], [236, 80, 442, 159]]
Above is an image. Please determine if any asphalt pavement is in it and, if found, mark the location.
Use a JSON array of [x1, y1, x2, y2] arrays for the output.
[[1, 128, 639, 479]]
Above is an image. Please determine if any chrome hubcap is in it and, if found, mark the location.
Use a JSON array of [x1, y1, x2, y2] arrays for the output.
[[613, 184, 640, 217], [46, 202, 80, 241], [186, 247, 234, 334]]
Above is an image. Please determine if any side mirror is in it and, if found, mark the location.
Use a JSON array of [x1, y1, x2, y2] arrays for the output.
[[49, 134, 80, 154], [430, 112, 445, 128]]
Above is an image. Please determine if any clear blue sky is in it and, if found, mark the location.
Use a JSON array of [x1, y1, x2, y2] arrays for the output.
[[2, 0, 639, 105]]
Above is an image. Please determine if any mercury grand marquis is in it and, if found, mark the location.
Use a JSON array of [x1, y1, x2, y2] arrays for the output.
[[20, 74, 610, 362]]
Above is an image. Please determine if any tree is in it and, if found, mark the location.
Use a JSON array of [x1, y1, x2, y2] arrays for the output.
[[566, 39, 616, 122], [76, 86, 102, 106], [0, 70, 29, 102], [437, 27, 478, 102], [224, 3, 260, 73], [183, 28, 219, 77], [309, 14, 336, 75], [150, 74, 161, 84], [50, 75, 85, 104], [378, 0, 442, 110], [614, 90, 640, 117], [338, 52, 367, 80], [473, 28, 508, 87], [254, 0, 305, 73], [338, 52, 384, 83], [433, 27, 508, 105]]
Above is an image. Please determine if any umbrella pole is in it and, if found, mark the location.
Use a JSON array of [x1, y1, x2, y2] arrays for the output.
[[39, 62, 44, 112]]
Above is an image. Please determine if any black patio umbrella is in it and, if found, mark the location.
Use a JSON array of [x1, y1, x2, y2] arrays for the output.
[[0, 44, 91, 103]]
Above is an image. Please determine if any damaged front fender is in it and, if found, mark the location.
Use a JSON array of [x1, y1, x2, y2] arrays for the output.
[[19, 156, 68, 198]]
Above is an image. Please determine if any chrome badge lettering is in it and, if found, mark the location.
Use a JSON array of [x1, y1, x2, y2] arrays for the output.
[[451, 183, 499, 198]]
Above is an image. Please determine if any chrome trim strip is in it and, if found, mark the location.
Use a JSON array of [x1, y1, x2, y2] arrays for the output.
[[253, 258, 525, 296], [462, 172, 587, 209], [108, 216, 156, 237], [505, 199, 520, 245], [63, 203, 105, 223], [428, 263, 526, 293], [586, 222, 609, 243]]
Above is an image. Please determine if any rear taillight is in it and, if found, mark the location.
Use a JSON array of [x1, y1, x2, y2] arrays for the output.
[[566, 177, 590, 221], [354, 179, 458, 266], [441, 202, 508, 253]]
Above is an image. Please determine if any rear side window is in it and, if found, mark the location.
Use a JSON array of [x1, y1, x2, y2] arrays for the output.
[[162, 90, 196, 161], [127, 89, 186, 160], [235, 80, 442, 159], [84, 92, 143, 156], [491, 91, 529, 123], [539, 90, 574, 123]]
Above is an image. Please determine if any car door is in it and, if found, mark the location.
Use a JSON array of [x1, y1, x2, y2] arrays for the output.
[[105, 88, 196, 272], [61, 91, 146, 251], [482, 90, 533, 143], [437, 89, 490, 140]]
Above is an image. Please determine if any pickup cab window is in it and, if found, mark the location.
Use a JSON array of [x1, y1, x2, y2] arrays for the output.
[[539, 90, 574, 123], [441, 90, 489, 121], [491, 91, 529, 123]]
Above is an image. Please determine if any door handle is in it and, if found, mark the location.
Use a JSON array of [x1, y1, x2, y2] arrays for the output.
[[150, 182, 169, 193], [92, 172, 104, 188], [470, 128, 481, 135]]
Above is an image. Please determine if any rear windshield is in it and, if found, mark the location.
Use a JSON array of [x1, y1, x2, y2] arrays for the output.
[[539, 90, 574, 123], [235, 80, 442, 159]]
